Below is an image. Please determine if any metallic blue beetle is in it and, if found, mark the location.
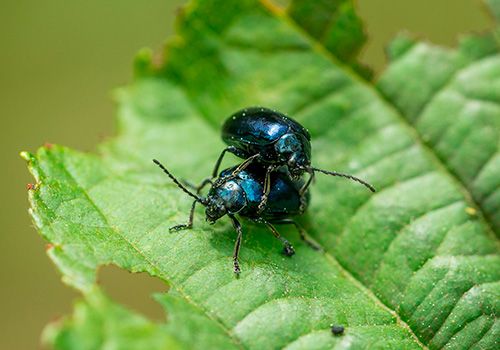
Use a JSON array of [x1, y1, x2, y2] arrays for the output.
[[153, 159, 318, 274], [209, 107, 375, 212]]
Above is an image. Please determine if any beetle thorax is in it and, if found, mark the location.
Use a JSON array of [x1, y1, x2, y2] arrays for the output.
[[274, 133, 311, 176]]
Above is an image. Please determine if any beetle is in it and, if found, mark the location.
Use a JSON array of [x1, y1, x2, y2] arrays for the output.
[[153, 159, 319, 274], [207, 107, 375, 212]]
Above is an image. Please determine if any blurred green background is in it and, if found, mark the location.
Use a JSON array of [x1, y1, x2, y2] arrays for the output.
[[0, 0, 493, 348]]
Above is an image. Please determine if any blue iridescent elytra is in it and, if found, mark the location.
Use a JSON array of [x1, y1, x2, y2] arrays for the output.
[[222, 107, 311, 171], [208, 164, 309, 222]]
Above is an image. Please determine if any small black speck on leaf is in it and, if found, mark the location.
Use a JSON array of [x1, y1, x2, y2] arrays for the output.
[[331, 325, 344, 335]]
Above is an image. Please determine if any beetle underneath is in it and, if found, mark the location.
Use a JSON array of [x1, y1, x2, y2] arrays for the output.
[[153, 159, 320, 274]]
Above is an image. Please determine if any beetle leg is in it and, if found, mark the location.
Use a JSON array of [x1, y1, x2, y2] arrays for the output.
[[211, 146, 244, 178], [257, 165, 276, 214], [169, 200, 197, 232], [299, 170, 315, 196], [259, 218, 295, 256], [274, 219, 322, 251], [213, 153, 261, 188], [182, 178, 213, 193], [194, 178, 213, 193], [229, 215, 243, 275], [182, 146, 241, 193], [298, 170, 314, 212], [229, 153, 261, 178]]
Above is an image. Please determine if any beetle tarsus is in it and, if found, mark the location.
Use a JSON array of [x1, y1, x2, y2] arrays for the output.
[[169, 200, 197, 233], [257, 194, 268, 214], [230, 215, 243, 276], [283, 243, 295, 256], [169, 224, 191, 232], [274, 218, 322, 252], [233, 260, 241, 275]]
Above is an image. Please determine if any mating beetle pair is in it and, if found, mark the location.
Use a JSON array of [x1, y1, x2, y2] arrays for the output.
[[154, 107, 375, 274]]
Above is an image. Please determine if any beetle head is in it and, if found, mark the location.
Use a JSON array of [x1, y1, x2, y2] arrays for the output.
[[274, 133, 311, 178], [205, 196, 227, 224], [205, 179, 247, 223]]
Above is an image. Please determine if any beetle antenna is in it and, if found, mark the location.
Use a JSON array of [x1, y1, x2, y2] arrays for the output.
[[310, 167, 376, 192], [153, 159, 208, 204]]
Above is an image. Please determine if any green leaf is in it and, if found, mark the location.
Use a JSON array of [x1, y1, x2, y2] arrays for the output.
[[24, 0, 499, 349], [487, 0, 500, 20], [378, 5, 500, 235], [287, 0, 372, 78], [43, 288, 240, 350]]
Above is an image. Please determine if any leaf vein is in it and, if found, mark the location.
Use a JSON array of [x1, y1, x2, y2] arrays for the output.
[[430, 283, 495, 346], [370, 200, 464, 285]]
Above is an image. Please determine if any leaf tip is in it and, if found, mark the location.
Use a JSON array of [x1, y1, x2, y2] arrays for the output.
[[134, 47, 166, 78], [19, 150, 34, 162], [21, 150, 42, 182], [385, 33, 417, 62], [134, 47, 154, 76]]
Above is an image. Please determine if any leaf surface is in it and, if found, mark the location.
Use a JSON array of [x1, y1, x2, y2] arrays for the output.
[[287, 0, 371, 77], [378, 24, 500, 235], [43, 288, 240, 350], [24, 0, 500, 349]]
